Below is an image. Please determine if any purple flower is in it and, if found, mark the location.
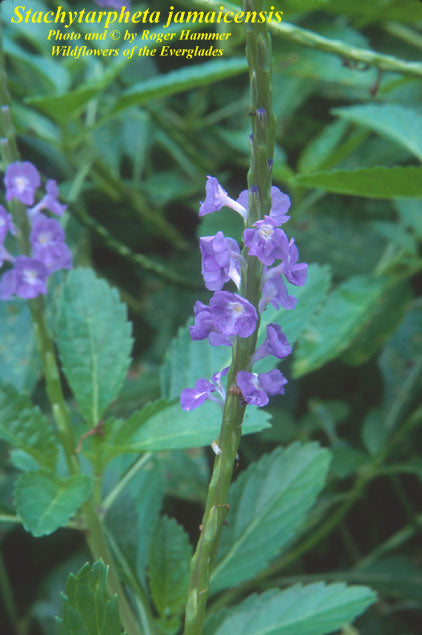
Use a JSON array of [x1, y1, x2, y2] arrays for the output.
[[181, 378, 216, 411], [236, 369, 288, 406], [30, 214, 72, 273], [31, 213, 65, 247], [180, 367, 228, 411], [2, 256, 48, 299], [190, 301, 214, 341], [283, 238, 308, 286], [210, 291, 258, 338], [28, 180, 67, 218], [199, 176, 248, 220], [94, 0, 130, 8], [244, 216, 289, 266], [4, 162, 40, 206], [200, 231, 242, 291], [252, 323, 292, 365], [269, 187, 290, 225], [259, 269, 297, 313], [236, 189, 249, 212], [0, 268, 17, 300]]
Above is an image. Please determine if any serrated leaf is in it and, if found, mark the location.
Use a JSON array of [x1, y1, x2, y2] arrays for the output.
[[148, 516, 192, 623], [56, 269, 133, 426], [293, 275, 391, 378], [112, 58, 247, 114], [15, 472, 92, 537], [0, 382, 58, 471], [211, 443, 330, 592], [293, 166, 422, 198], [205, 582, 376, 635], [56, 561, 123, 635], [0, 300, 40, 393], [104, 399, 270, 455], [333, 104, 422, 161]]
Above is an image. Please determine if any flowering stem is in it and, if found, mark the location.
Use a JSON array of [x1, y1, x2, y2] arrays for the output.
[[0, 23, 141, 635], [184, 3, 274, 633], [188, 0, 422, 78]]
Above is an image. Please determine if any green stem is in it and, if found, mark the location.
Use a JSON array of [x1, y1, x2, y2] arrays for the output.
[[102, 452, 153, 513], [183, 2, 274, 633], [0, 23, 141, 635], [0, 548, 18, 628], [384, 21, 422, 50], [189, 0, 422, 78]]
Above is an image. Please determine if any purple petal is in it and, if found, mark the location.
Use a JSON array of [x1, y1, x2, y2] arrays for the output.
[[180, 378, 215, 411], [12, 256, 48, 299], [258, 369, 288, 396], [5, 162, 40, 206], [236, 371, 269, 407], [210, 291, 257, 338], [270, 187, 291, 225]]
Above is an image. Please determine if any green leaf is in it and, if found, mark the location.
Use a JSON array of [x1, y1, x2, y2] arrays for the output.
[[341, 279, 412, 366], [15, 472, 92, 537], [105, 454, 165, 586], [113, 58, 247, 114], [293, 275, 392, 378], [56, 560, 123, 635], [205, 582, 376, 635], [103, 399, 270, 456], [0, 300, 40, 393], [394, 198, 422, 239], [26, 86, 104, 123], [148, 516, 192, 624], [293, 166, 422, 198], [211, 443, 330, 592], [333, 104, 422, 160], [56, 269, 133, 426], [361, 409, 390, 456], [298, 119, 350, 172], [159, 449, 209, 503], [330, 445, 367, 479], [260, 264, 332, 348], [0, 382, 58, 471], [378, 302, 422, 425], [358, 556, 422, 602], [161, 325, 232, 400]]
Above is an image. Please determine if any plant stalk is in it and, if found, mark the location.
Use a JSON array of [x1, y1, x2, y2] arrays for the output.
[[184, 2, 274, 632], [189, 0, 422, 78], [0, 21, 141, 635]]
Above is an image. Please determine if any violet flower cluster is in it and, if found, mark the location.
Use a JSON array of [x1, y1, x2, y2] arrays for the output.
[[0, 162, 72, 300], [181, 176, 307, 410]]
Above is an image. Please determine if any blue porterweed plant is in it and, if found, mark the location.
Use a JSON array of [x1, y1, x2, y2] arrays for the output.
[[9, 0, 422, 631]]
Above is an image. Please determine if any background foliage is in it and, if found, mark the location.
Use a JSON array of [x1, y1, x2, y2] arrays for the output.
[[0, 0, 421, 633]]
